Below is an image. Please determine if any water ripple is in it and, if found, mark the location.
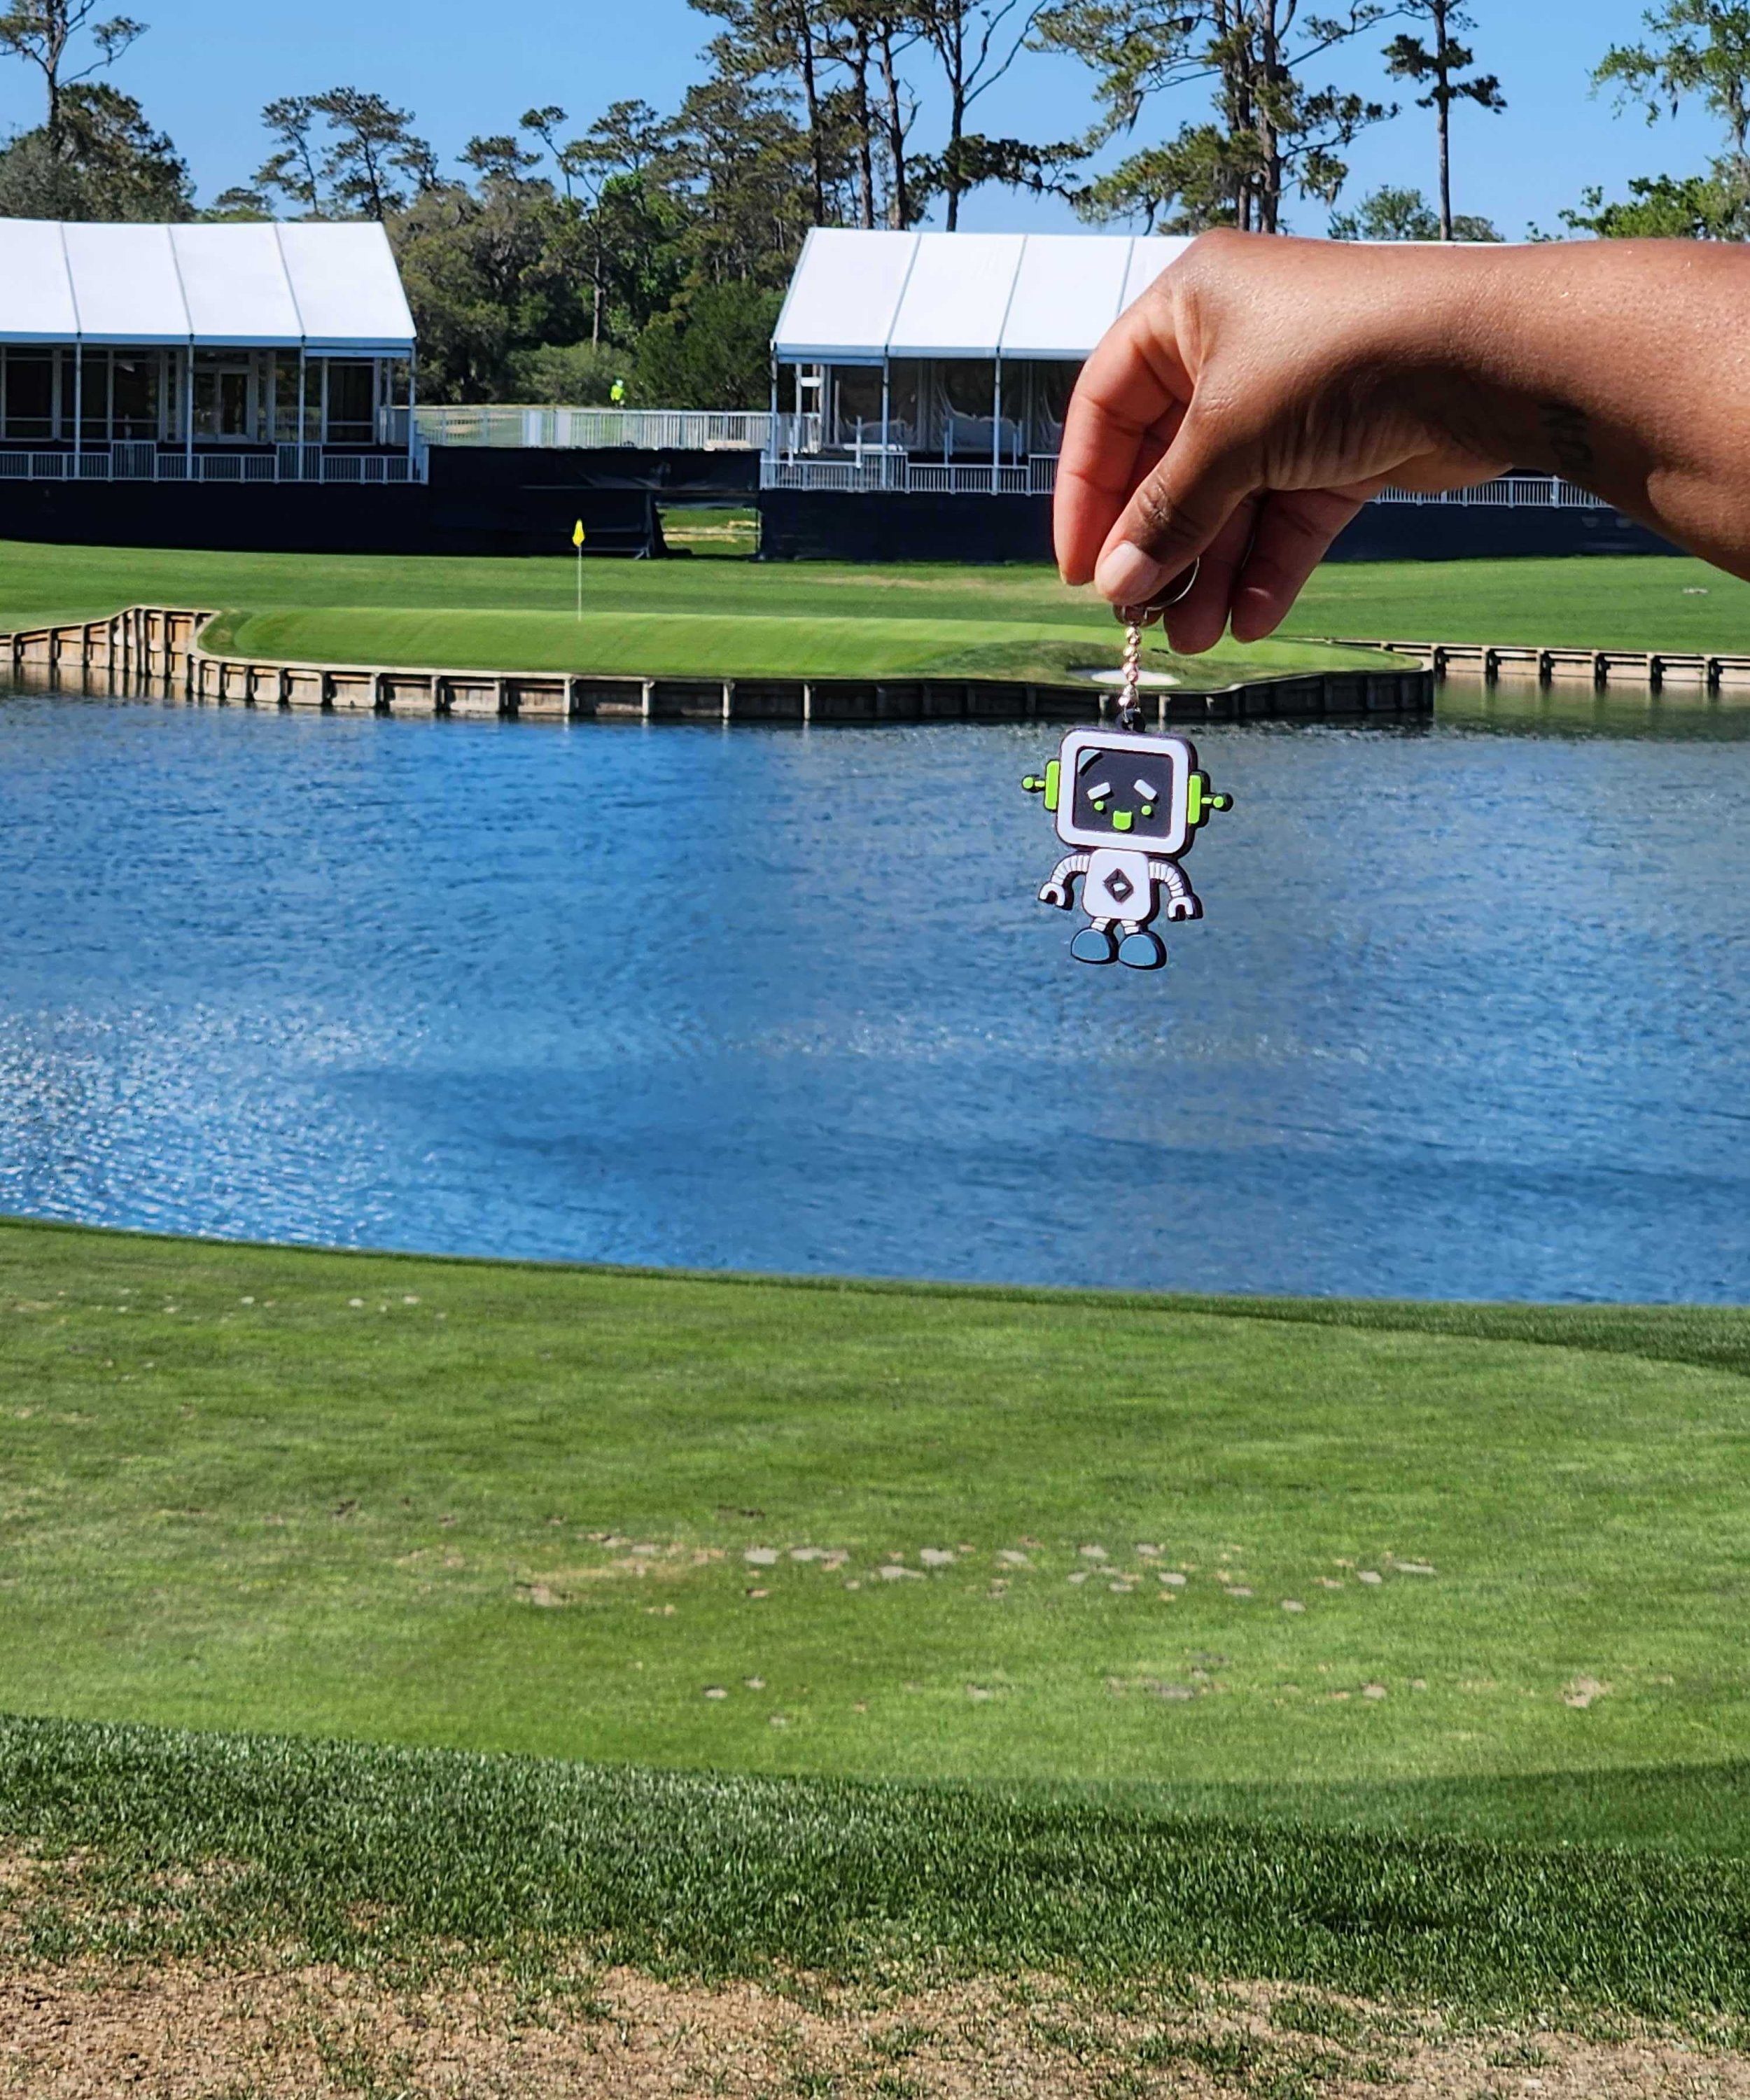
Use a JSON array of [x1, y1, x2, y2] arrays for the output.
[[1, 692, 1747, 1300]]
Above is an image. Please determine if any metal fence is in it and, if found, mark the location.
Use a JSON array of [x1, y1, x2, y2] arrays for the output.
[[760, 456, 1606, 507], [0, 446, 422, 484], [762, 454, 1059, 495], [416, 405, 820, 452], [1373, 475, 1609, 509]]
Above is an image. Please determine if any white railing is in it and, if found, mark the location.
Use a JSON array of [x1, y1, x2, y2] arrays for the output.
[[416, 404, 821, 453], [761, 456, 1606, 507], [762, 453, 1058, 496], [0, 445, 422, 484], [1374, 475, 1609, 509]]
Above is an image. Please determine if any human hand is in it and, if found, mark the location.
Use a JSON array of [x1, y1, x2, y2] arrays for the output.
[[1055, 230, 1516, 651]]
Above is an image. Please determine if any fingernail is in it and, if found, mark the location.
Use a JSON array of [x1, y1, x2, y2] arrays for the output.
[[1096, 542, 1166, 604]]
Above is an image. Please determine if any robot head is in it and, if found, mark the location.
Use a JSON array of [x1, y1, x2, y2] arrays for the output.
[[1048, 729, 1198, 855]]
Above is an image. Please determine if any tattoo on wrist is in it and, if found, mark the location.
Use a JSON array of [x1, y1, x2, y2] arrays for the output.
[[1541, 401, 1594, 479]]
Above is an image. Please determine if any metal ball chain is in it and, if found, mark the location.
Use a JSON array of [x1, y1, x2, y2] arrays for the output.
[[1117, 616, 1145, 731], [1113, 557, 1200, 734]]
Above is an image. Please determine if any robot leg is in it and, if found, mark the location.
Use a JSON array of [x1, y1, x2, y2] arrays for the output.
[[1070, 914, 1119, 966], [1116, 918, 1166, 971]]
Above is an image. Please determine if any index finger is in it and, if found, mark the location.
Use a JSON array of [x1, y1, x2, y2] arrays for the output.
[[1054, 290, 1193, 585]]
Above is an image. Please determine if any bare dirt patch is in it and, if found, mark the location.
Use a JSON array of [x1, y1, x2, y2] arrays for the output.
[[4, 1958, 1750, 2098]]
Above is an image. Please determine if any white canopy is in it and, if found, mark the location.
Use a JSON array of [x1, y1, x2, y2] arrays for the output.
[[0, 220, 416, 354], [773, 229, 1193, 363]]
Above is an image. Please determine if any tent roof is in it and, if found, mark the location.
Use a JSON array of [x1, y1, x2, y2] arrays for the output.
[[772, 229, 1194, 362], [0, 220, 416, 352]]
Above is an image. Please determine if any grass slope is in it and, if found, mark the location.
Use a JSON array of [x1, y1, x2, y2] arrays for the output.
[[0, 540, 1741, 642], [10, 1715, 1750, 2021], [6, 1222, 1750, 1859], [201, 603, 1370, 685], [0, 539, 1370, 686], [6, 540, 1750, 677]]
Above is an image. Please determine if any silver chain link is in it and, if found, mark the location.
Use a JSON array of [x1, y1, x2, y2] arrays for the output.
[[1118, 616, 1145, 731], [1113, 559, 1200, 734]]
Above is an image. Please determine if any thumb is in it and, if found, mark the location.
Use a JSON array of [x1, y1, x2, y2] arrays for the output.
[[1092, 407, 1260, 606]]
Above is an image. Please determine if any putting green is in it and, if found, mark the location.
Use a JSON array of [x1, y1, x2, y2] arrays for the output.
[[8, 542, 1750, 685], [201, 603, 1380, 683], [6, 1222, 1750, 1832]]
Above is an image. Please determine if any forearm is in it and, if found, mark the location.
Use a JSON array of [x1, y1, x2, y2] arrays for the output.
[[1383, 241, 1750, 575], [1061, 230, 1750, 633]]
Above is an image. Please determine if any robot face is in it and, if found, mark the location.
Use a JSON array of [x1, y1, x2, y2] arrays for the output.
[[1054, 729, 1194, 855]]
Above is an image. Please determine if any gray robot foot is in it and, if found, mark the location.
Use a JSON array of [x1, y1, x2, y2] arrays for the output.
[[1118, 930, 1166, 970], [1070, 925, 1118, 965]]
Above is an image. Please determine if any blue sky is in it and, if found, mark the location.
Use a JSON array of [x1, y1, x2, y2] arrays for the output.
[[0, 0, 1725, 237]]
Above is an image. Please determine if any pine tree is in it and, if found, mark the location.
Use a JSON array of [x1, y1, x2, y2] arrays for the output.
[[1381, 1, 1504, 240]]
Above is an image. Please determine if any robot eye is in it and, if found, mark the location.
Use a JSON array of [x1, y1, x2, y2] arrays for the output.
[[1133, 776, 1158, 799], [1086, 780, 1113, 802]]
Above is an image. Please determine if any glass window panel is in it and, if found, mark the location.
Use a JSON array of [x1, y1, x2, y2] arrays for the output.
[[193, 359, 253, 440], [833, 367, 881, 444], [80, 350, 110, 440], [111, 355, 159, 440], [941, 360, 995, 419], [1033, 360, 1079, 450], [274, 357, 301, 443], [324, 360, 374, 442], [3, 353, 53, 440]]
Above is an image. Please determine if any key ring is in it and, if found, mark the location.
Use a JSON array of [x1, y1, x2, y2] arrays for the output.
[[1116, 556, 1202, 631], [1114, 558, 1200, 731]]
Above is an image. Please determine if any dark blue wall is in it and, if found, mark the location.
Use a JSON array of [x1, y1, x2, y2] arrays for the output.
[[755, 489, 1680, 564], [0, 461, 664, 556]]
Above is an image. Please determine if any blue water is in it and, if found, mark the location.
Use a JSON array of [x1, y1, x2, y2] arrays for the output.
[[3, 686, 1748, 1301]]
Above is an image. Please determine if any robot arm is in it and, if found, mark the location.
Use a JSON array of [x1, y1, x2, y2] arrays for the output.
[[1040, 853, 1089, 909], [1148, 856, 1202, 921]]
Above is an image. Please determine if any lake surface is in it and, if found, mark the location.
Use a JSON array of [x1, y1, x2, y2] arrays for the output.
[[4, 683, 1749, 1302]]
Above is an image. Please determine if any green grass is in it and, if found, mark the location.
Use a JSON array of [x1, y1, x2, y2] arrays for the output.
[[197, 603, 1373, 682], [658, 503, 760, 557], [0, 538, 1376, 685], [8, 1712, 1750, 2019], [1, 542, 1749, 663], [10, 1219, 1750, 2017], [6, 1220, 1750, 1847]]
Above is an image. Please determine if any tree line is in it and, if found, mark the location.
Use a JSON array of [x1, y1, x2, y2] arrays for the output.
[[1, 0, 1748, 407]]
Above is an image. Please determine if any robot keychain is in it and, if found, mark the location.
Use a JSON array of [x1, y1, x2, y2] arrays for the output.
[[1021, 566, 1231, 972]]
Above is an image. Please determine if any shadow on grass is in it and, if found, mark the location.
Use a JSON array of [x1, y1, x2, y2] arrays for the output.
[[7, 1714, 1750, 2021]]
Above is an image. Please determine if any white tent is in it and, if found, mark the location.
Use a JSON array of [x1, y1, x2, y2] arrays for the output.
[[0, 220, 415, 354], [772, 229, 1191, 363]]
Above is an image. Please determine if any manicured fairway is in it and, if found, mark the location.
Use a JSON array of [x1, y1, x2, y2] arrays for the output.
[[199, 602, 1370, 683], [6, 1221, 1750, 1854], [5, 540, 1750, 679], [0, 538, 1372, 686]]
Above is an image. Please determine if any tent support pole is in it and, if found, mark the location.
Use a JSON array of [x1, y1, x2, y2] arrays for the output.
[[992, 357, 1001, 489], [880, 359, 890, 490], [184, 345, 193, 479], [72, 345, 81, 476]]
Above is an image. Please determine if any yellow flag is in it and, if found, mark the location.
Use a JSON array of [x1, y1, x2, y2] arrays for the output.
[[572, 519, 585, 548]]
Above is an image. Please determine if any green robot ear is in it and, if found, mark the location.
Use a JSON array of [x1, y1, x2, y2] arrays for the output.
[[1186, 772, 1230, 826], [1021, 760, 1061, 811]]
